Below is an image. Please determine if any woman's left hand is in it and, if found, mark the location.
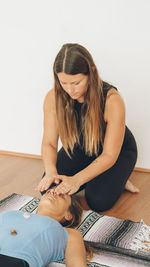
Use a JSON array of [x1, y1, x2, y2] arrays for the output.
[[50, 175, 81, 195]]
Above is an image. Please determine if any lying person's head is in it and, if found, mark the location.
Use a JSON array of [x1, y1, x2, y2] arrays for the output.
[[37, 190, 82, 227], [37, 191, 95, 261]]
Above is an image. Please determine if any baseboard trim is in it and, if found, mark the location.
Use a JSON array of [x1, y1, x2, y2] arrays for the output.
[[0, 150, 41, 160], [0, 150, 150, 173], [134, 167, 150, 173]]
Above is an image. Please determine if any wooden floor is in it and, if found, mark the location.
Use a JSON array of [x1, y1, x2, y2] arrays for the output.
[[0, 154, 150, 225]]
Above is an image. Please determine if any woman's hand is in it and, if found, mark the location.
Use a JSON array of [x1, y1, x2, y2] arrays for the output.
[[50, 175, 81, 195], [36, 174, 60, 192]]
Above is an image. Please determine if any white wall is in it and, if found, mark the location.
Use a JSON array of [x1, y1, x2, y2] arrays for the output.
[[0, 0, 149, 168]]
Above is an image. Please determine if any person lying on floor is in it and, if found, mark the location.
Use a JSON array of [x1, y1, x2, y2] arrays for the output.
[[0, 191, 93, 267]]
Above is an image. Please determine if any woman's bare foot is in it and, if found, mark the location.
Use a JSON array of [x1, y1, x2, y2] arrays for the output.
[[125, 180, 140, 193]]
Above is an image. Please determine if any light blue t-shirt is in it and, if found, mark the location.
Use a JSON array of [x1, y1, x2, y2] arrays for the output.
[[0, 210, 68, 267]]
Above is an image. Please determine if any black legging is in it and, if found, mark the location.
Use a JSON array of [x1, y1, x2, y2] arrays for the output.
[[0, 254, 29, 267], [42, 131, 137, 212]]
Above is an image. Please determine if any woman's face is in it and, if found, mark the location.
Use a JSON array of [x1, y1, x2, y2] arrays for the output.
[[38, 190, 72, 221], [57, 72, 89, 103]]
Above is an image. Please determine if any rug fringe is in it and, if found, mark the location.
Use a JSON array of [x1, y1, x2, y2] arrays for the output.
[[130, 220, 150, 253]]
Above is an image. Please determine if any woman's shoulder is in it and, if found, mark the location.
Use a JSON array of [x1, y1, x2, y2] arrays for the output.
[[102, 81, 122, 101], [102, 81, 118, 96], [44, 88, 56, 113], [44, 88, 55, 103], [104, 90, 125, 122], [102, 82, 125, 121]]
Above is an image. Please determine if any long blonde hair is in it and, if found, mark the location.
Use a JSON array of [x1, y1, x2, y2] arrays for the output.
[[53, 43, 105, 158]]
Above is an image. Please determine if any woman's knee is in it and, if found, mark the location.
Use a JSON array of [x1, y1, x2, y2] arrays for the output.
[[56, 147, 75, 175], [85, 192, 120, 212], [85, 180, 121, 212], [85, 191, 117, 212]]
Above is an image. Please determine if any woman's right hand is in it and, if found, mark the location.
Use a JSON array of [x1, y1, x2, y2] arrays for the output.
[[36, 174, 60, 192]]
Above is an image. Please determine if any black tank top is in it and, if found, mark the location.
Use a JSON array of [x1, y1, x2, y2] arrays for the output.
[[72, 81, 136, 158]]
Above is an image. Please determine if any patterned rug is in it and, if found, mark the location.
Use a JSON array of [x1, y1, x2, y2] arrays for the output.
[[0, 193, 150, 267]]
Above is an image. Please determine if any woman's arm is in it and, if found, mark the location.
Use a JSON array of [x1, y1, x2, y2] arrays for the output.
[[73, 92, 125, 186], [65, 228, 87, 267], [42, 89, 59, 175], [36, 89, 60, 192]]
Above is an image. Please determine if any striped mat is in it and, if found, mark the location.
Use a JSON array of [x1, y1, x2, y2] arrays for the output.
[[0, 193, 150, 267]]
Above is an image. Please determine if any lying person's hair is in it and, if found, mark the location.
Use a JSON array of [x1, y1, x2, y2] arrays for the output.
[[61, 195, 96, 261]]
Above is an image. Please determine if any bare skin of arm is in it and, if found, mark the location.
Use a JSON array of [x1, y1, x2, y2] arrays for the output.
[[36, 89, 60, 192], [65, 228, 87, 267], [73, 90, 126, 183]]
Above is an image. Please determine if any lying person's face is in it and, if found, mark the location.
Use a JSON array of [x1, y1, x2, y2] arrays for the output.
[[37, 190, 72, 222]]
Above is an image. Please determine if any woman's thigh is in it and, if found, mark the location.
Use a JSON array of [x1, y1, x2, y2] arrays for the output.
[[85, 149, 137, 212], [56, 147, 94, 176], [56, 147, 96, 192]]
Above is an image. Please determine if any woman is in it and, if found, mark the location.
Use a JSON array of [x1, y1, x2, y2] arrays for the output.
[[0, 193, 89, 267], [37, 43, 138, 212]]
